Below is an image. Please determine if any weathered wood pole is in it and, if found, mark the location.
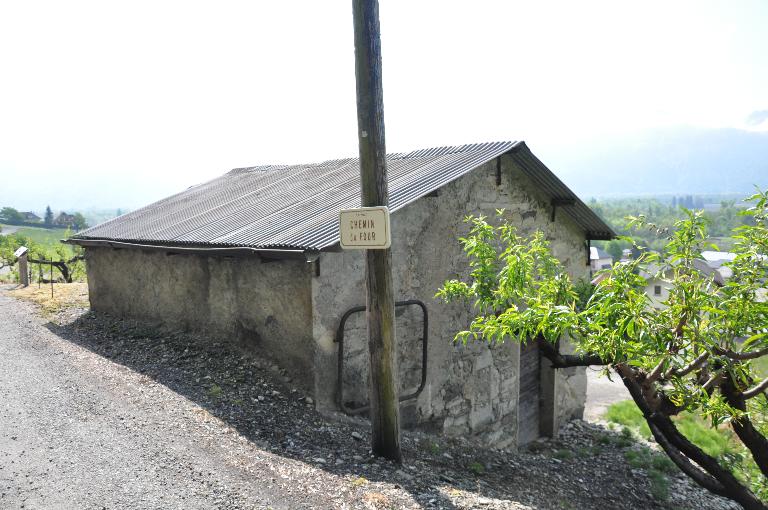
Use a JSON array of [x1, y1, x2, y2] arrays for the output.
[[18, 252, 29, 287], [19, 252, 29, 287], [351, 0, 402, 462]]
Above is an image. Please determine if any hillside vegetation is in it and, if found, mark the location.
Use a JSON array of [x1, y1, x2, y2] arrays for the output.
[[591, 196, 752, 259], [0, 224, 84, 283]]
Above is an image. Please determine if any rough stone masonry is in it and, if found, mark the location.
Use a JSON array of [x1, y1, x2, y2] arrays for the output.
[[84, 153, 589, 448]]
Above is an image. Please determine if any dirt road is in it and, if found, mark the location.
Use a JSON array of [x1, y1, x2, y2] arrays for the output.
[[0, 292, 329, 509], [584, 367, 630, 422]]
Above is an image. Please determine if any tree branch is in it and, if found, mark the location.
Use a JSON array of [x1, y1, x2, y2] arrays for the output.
[[615, 363, 766, 510], [536, 337, 606, 368], [646, 357, 667, 384], [743, 377, 768, 400], [646, 420, 728, 497], [665, 352, 709, 379], [28, 257, 81, 283], [721, 376, 768, 478], [702, 373, 724, 392], [615, 364, 726, 495], [715, 346, 768, 361]]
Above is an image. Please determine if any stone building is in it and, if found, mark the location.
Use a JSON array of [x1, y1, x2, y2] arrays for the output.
[[68, 141, 614, 448]]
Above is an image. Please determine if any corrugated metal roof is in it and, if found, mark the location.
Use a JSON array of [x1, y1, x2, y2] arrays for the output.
[[71, 141, 614, 252]]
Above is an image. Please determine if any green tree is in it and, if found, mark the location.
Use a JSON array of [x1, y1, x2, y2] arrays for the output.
[[437, 192, 768, 509], [26, 230, 85, 283], [71, 212, 88, 230], [604, 239, 623, 261], [0, 207, 24, 224], [44, 206, 54, 226], [0, 233, 34, 281]]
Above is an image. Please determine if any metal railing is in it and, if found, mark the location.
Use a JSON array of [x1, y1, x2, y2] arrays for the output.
[[334, 299, 428, 415]]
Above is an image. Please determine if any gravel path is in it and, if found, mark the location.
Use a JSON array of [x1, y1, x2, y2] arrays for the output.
[[0, 225, 21, 235], [0, 293, 316, 509], [0, 290, 738, 510]]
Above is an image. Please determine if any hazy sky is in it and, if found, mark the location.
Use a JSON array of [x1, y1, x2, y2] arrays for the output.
[[1, 0, 767, 211]]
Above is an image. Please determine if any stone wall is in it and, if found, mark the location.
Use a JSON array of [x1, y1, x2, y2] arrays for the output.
[[312, 154, 590, 447], [84, 153, 590, 448], [85, 248, 315, 388]]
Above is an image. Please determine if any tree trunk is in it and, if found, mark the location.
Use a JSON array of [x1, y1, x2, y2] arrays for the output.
[[28, 256, 82, 284], [539, 339, 767, 509], [615, 364, 766, 510], [721, 376, 768, 478]]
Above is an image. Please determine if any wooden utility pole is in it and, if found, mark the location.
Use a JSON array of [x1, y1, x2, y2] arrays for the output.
[[351, 0, 402, 462]]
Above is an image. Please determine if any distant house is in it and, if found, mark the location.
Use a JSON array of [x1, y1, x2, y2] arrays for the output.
[[55, 212, 77, 228], [20, 212, 41, 222], [68, 141, 614, 448], [641, 251, 737, 308], [589, 246, 612, 275], [639, 263, 673, 309], [619, 248, 633, 263], [695, 251, 736, 286]]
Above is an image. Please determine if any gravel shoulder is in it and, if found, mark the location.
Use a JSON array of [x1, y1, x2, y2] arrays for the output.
[[0, 287, 738, 509]]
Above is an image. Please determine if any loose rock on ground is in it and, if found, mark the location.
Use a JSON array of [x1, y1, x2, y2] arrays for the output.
[[0, 287, 739, 509]]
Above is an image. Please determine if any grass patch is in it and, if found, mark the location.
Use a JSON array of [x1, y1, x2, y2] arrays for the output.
[[6, 282, 89, 316], [675, 416, 736, 458], [604, 400, 738, 458], [14, 226, 70, 245], [752, 355, 768, 378], [624, 447, 676, 501], [468, 461, 485, 475], [576, 446, 601, 457], [604, 401, 651, 438], [625, 448, 675, 474], [1, 224, 73, 253], [420, 439, 440, 455], [207, 384, 223, 398], [603, 400, 768, 501], [552, 449, 574, 460], [647, 469, 670, 500]]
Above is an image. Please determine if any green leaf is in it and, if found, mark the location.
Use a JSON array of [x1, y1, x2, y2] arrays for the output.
[[742, 332, 766, 351]]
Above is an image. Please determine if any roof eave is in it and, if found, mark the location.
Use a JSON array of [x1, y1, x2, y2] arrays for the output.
[[509, 143, 617, 240], [64, 238, 313, 261]]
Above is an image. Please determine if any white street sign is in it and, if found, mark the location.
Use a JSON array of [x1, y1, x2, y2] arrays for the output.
[[13, 246, 28, 258], [339, 206, 391, 249]]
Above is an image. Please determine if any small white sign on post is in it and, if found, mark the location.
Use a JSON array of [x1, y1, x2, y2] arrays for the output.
[[14, 246, 28, 259], [339, 206, 391, 249]]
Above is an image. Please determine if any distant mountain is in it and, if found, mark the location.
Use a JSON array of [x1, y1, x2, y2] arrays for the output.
[[542, 126, 768, 198]]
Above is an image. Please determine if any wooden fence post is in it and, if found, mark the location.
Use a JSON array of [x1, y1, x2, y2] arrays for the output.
[[19, 252, 29, 287]]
